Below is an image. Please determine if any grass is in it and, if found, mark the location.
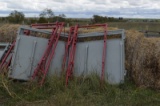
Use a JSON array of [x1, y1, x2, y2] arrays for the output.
[[0, 74, 160, 106], [108, 22, 160, 32]]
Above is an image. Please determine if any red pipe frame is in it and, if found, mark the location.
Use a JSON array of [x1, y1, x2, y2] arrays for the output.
[[64, 24, 108, 86], [32, 22, 64, 85], [101, 24, 108, 82], [62, 27, 74, 71], [0, 40, 16, 70], [65, 25, 79, 85]]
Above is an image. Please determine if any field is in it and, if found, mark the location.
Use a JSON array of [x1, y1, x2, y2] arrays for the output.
[[0, 75, 160, 106], [108, 22, 160, 32], [0, 22, 160, 42], [0, 22, 160, 105]]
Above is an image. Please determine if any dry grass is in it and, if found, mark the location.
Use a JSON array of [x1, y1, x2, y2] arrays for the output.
[[64, 27, 118, 34], [126, 30, 160, 89], [0, 24, 20, 42], [0, 23, 117, 42]]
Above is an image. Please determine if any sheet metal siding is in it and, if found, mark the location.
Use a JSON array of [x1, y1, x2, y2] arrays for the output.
[[0, 43, 9, 61], [9, 35, 48, 80], [9, 26, 125, 84]]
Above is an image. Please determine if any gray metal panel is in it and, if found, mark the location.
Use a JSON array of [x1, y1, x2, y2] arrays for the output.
[[74, 38, 125, 84], [9, 35, 65, 80], [9, 27, 125, 84], [78, 29, 125, 39], [18, 26, 52, 35], [18, 26, 68, 38], [48, 41, 65, 75], [0, 43, 9, 61], [17, 26, 125, 39], [105, 39, 124, 84], [9, 35, 48, 80], [74, 41, 102, 76], [74, 30, 125, 84]]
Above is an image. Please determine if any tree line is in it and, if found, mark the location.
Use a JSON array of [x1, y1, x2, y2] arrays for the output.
[[0, 8, 67, 24], [92, 15, 125, 23], [0, 8, 126, 25]]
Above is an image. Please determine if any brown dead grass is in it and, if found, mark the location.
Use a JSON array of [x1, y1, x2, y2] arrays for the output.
[[64, 27, 118, 34], [126, 30, 160, 89], [0, 24, 117, 41], [0, 24, 20, 42]]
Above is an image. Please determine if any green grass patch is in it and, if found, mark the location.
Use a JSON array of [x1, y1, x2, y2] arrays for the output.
[[108, 22, 160, 32], [0, 74, 160, 106]]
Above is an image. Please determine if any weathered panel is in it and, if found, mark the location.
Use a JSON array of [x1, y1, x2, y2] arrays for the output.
[[9, 26, 125, 84]]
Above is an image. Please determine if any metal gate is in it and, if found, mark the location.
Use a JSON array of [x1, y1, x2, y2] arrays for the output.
[[8, 26, 125, 84]]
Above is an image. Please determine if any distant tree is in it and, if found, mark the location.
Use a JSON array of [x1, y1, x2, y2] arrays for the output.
[[93, 15, 125, 23], [0, 17, 8, 23], [8, 10, 25, 23], [59, 14, 66, 18], [38, 17, 48, 23], [119, 17, 123, 20], [39, 8, 54, 22], [93, 15, 107, 23], [108, 17, 114, 22], [53, 16, 66, 22], [93, 15, 101, 23]]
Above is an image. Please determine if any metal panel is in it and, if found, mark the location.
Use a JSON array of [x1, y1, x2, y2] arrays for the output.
[[74, 39, 125, 84], [0, 43, 9, 61], [74, 30, 125, 84], [8, 35, 48, 80], [18, 26, 68, 37], [48, 41, 66, 75], [9, 27, 125, 84], [8, 35, 66, 80]]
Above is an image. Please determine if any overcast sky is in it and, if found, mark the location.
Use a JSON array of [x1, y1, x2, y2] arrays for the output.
[[0, 0, 160, 18]]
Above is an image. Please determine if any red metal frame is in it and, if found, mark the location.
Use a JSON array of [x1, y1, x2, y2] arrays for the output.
[[24, 30, 30, 35], [65, 24, 108, 86], [32, 22, 65, 85], [101, 24, 107, 82], [62, 27, 75, 71], [0, 40, 16, 70], [65, 25, 79, 86]]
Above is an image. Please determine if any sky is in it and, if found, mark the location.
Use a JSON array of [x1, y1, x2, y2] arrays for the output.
[[0, 0, 160, 18]]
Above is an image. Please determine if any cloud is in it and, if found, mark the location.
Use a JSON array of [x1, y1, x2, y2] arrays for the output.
[[0, 0, 160, 18]]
